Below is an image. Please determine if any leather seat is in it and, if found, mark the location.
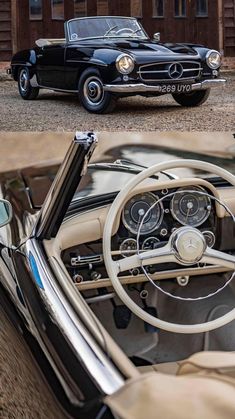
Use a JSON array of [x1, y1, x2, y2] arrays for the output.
[[106, 352, 235, 419], [138, 361, 180, 375]]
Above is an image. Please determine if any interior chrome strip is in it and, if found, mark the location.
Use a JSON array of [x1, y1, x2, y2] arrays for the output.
[[76, 265, 230, 291], [85, 293, 116, 304]]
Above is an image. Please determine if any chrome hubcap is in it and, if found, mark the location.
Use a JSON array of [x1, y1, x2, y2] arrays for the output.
[[84, 77, 104, 106], [19, 69, 29, 92]]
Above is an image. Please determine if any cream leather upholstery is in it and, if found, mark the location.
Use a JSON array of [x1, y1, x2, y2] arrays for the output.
[[35, 38, 65, 47], [138, 361, 180, 375], [105, 352, 235, 419]]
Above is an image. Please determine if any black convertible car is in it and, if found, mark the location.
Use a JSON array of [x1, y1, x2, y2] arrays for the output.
[[9, 16, 226, 113], [1, 133, 235, 418]]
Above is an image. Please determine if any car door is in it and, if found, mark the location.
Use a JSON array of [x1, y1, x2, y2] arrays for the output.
[[0, 133, 113, 412], [36, 44, 66, 89], [64, 43, 91, 91]]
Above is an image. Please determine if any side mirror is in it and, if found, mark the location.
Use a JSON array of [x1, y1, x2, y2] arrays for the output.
[[153, 32, 161, 42], [0, 199, 12, 227]]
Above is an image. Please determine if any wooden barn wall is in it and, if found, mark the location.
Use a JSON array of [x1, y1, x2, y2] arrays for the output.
[[223, 0, 235, 56], [0, 0, 12, 60], [9, 0, 222, 54], [141, 1, 220, 51]]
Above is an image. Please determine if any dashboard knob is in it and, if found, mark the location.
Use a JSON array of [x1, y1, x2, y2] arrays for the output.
[[90, 271, 102, 281]]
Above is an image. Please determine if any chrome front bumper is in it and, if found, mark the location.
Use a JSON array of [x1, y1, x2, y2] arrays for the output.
[[103, 78, 227, 94]]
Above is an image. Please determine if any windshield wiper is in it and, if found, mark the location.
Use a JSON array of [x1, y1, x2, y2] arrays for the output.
[[130, 28, 143, 37], [104, 25, 118, 37], [114, 159, 177, 180], [88, 161, 177, 180]]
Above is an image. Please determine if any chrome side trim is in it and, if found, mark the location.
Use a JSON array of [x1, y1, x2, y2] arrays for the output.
[[66, 59, 108, 67], [11, 62, 32, 67], [26, 239, 125, 397], [103, 78, 227, 93], [36, 85, 78, 93]]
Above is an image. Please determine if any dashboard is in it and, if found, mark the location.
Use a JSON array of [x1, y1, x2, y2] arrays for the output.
[[119, 186, 214, 255], [59, 180, 230, 290]]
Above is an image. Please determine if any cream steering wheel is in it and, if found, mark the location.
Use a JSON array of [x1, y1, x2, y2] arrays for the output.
[[103, 160, 235, 334]]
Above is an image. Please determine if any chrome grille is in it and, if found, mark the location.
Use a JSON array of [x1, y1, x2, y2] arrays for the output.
[[138, 61, 202, 82]]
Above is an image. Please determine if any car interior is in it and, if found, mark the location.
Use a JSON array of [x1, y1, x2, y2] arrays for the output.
[[42, 153, 235, 380]]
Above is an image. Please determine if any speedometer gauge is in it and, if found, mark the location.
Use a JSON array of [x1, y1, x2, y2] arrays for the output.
[[122, 192, 163, 235], [170, 186, 211, 227]]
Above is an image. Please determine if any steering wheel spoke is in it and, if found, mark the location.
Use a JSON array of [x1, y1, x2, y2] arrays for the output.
[[116, 243, 176, 273], [202, 247, 235, 271]]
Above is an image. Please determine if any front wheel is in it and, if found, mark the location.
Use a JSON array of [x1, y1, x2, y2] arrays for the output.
[[18, 67, 39, 100], [78, 68, 117, 114], [172, 89, 210, 107]]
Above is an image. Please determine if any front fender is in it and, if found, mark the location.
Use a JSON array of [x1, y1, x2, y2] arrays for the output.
[[193, 47, 222, 75], [92, 48, 124, 66], [68, 47, 127, 85]]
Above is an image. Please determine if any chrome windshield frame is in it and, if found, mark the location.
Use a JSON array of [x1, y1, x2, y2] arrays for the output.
[[65, 16, 148, 43]]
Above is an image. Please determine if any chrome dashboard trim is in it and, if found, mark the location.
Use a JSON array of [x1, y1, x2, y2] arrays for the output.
[[75, 265, 231, 291]]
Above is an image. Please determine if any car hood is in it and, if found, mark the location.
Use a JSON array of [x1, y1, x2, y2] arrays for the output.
[[84, 38, 201, 62], [111, 40, 198, 54]]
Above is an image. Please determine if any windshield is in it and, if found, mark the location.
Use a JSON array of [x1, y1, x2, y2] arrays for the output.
[[23, 143, 235, 210], [67, 17, 148, 41], [72, 145, 235, 204]]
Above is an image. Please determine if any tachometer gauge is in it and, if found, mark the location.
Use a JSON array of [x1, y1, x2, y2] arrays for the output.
[[170, 186, 211, 227], [120, 238, 137, 257], [122, 192, 163, 235]]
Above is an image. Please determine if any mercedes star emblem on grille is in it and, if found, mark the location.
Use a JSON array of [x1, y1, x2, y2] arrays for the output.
[[168, 62, 184, 79]]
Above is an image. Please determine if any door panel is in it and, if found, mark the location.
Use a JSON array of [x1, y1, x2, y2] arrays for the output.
[[36, 45, 65, 88]]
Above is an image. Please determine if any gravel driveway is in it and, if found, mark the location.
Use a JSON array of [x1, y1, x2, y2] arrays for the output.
[[0, 73, 234, 131]]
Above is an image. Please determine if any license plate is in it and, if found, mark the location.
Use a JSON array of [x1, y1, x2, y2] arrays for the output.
[[159, 84, 192, 93]]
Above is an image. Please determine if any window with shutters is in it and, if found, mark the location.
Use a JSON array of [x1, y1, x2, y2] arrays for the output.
[[175, 0, 186, 17], [196, 0, 208, 17], [29, 0, 42, 20], [51, 0, 64, 20]]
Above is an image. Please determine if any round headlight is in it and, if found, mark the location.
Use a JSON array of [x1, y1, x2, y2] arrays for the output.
[[206, 50, 221, 70], [116, 54, 135, 74]]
